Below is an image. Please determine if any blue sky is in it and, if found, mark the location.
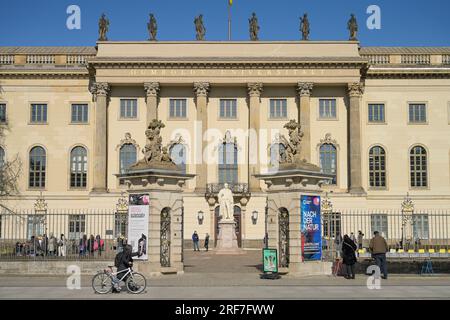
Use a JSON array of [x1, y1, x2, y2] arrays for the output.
[[0, 0, 449, 46]]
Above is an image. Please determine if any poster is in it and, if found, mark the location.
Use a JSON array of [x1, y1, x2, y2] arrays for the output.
[[262, 248, 278, 273], [301, 195, 322, 261], [128, 193, 149, 260]]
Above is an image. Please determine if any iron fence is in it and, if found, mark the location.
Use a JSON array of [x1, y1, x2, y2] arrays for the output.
[[0, 209, 128, 260], [321, 209, 450, 261]]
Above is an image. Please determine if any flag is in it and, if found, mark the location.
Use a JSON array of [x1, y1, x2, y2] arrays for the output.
[[229, 0, 232, 6]]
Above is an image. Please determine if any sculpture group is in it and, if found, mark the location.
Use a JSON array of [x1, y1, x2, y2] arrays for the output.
[[98, 12, 359, 41]]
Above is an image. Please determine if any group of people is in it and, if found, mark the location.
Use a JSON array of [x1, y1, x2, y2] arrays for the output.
[[16, 233, 68, 257], [192, 231, 210, 252], [78, 234, 105, 257], [337, 231, 389, 280]]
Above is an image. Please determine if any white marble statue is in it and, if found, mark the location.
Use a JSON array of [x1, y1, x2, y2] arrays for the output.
[[218, 183, 234, 220]]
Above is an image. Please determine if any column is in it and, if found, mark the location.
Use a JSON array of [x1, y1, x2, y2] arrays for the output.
[[297, 82, 313, 163], [194, 82, 210, 192], [144, 82, 160, 123], [348, 82, 365, 193], [90, 82, 110, 192], [247, 83, 263, 191]]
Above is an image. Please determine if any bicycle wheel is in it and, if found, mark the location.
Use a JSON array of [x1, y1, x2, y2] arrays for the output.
[[92, 272, 113, 294], [126, 272, 146, 294]]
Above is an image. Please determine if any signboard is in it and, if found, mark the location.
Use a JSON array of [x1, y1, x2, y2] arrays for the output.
[[301, 195, 322, 261], [128, 193, 149, 260], [262, 248, 278, 273]]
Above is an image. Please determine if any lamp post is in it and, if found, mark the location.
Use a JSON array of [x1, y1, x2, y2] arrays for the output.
[[197, 210, 204, 225], [401, 192, 414, 251], [252, 210, 258, 225]]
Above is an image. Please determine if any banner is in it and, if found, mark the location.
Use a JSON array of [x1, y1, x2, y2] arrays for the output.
[[301, 195, 322, 261], [262, 248, 278, 273], [128, 193, 149, 260]]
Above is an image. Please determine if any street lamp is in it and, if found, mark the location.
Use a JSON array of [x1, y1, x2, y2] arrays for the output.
[[252, 210, 258, 224], [197, 210, 204, 225]]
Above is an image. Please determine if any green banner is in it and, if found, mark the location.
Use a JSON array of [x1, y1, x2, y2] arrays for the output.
[[263, 248, 278, 273]]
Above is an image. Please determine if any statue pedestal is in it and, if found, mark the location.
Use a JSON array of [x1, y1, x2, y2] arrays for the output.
[[215, 219, 244, 255]]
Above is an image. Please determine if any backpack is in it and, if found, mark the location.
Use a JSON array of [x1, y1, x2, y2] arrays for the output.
[[114, 252, 123, 268]]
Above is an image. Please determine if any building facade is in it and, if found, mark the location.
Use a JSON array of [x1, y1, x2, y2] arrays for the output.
[[1, 41, 450, 248]]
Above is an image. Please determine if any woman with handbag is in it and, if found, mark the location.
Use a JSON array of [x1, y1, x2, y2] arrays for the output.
[[342, 234, 357, 279]]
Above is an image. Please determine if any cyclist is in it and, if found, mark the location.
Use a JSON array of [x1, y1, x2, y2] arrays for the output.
[[113, 244, 142, 293]]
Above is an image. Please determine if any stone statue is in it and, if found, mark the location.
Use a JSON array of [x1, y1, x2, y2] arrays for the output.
[[300, 13, 310, 40], [249, 12, 260, 41], [282, 120, 304, 164], [348, 14, 358, 41], [147, 13, 157, 41], [218, 183, 234, 220], [194, 14, 206, 40], [98, 13, 109, 41]]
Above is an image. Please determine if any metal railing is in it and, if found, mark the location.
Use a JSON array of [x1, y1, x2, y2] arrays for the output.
[[0, 209, 128, 260], [321, 209, 450, 261]]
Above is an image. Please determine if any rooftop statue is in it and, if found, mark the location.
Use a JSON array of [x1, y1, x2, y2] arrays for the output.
[[249, 12, 260, 41], [98, 13, 109, 41], [147, 13, 157, 41], [194, 14, 206, 41], [300, 13, 310, 40], [348, 14, 358, 41]]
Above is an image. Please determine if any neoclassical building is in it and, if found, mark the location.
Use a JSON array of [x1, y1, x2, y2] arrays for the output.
[[1, 41, 450, 248]]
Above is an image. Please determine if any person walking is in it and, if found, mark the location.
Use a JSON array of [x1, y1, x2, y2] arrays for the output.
[[357, 231, 364, 250], [79, 234, 87, 257], [95, 234, 102, 257], [342, 234, 357, 279], [58, 234, 67, 257], [369, 231, 389, 279], [48, 233, 57, 256], [204, 233, 210, 252], [87, 234, 95, 257], [192, 231, 200, 251]]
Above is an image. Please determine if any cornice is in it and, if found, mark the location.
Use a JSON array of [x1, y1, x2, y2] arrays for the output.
[[0, 69, 89, 79], [366, 68, 450, 79]]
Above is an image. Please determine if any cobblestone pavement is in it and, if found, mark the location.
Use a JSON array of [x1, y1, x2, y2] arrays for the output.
[[1, 250, 450, 299]]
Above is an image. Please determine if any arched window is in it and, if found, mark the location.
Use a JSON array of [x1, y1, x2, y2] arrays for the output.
[[218, 140, 238, 184], [29, 146, 46, 188], [319, 144, 337, 184], [170, 144, 186, 174], [119, 144, 137, 174], [270, 143, 286, 168], [0, 147, 4, 168], [410, 146, 427, 187], [70, 146, 87, 188], [369, 146, 386, 188]]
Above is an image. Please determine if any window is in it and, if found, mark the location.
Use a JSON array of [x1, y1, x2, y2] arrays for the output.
[[219, 99, 237, 119], [409, 103, 427, 123], [120, 99, 137, 119], [169, 99, 187, 119], [413, 214, 429, 240], [0, 104, 6, 123], [68, 214, 85, 240], [29, 146, 46, 188], [319, 99, 337, 119], [119, 144, 137, 174], [323, 212, 341, 238], [115, 212, 128, 238], [71, 104, 88, 123], [319, 144, 337, 184], [30, 104, 47, 123], [27, 215, 45, 239], [270, 143, 286, 168], [0, 147, 4, 168], [218, 141, 238, 184], [369, 146, 386, 188], [368, 103, 385, 123], [410, 146, 427, 188], [70, 146, 87, 188], [371, 214, 388, 239], [170, 144, 186, 173], [269, 99, 287, 119]]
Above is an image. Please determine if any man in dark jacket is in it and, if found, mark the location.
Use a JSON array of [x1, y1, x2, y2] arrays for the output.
[[113, 245, 142, 293], [369, 231, 389, 279], [192, 231, 200, 251], [342, 234, 357, 279]]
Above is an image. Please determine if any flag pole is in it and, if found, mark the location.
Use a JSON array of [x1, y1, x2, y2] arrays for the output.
[[228, 2, 231, 41]]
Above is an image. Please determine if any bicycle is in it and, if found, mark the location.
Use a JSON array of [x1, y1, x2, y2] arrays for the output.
[[92, 265, 146, 294]]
